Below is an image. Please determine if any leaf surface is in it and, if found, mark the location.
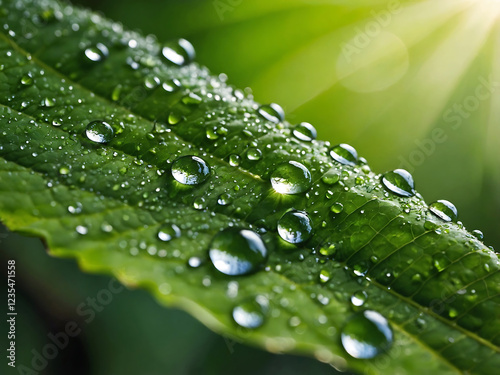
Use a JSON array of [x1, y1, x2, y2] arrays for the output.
[[0, 1, 498, 374]]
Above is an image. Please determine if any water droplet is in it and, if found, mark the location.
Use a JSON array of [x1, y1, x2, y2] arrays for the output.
[[277, 210, 313, 244], [217, 193, 232, 206], [257, 103, 285, 123], [330, 202, 344, 214], [351, 291, 368, 307], [157, 224, 181, 242], [208, 228, 268, 276], [20, 73, 33, 86], [341, 310, 392, 359], [171, 155, 210, 185], [246, 147, 262, 161], [59, 166, 70, 175], [144, 75, 160, 89], [471, 229, 483, 240], [381, 169, 415, 197], [193, 197, 206, 210], [75, 225, 88, 235], [228, 154, 240, 167], [319, 269, 331, 283], [319, 244, 336, 257], [429, 200, 457, 222], [188, 256, 203, 268], [271, 161, 312, 195], [322, 171, 340, 185], [330, 144, 358, 166], [85, 120, 114, 144], [232, 296, 268, 329], [43, 97, 55, 107], [168, 110, 184, 125], [292, 122, 317, 142], [162, 79, 182, 93], [161, 38, 195, 66], [84, 43, 109, 62], [182, 92, 202, 105]]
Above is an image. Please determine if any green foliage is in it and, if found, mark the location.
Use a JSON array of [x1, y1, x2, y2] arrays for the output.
[[0, 0, 498, 374]]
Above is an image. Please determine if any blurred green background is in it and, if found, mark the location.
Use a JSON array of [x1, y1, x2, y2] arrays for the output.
[[2, 0, 499, 373]]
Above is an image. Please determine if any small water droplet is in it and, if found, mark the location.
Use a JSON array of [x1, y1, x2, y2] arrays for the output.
[[188, 257, 203, 268], [162, 79, 182, 93], [330, 144, 358, 166], [217, 193, 232, 206], [171, 155, 210, 185], [271, 161, 312, 195], [319, 269, 331, 283], [59, 166, 70, 175], [84, 43, 109, 62], [168, 110, 184, 125], [232, 296, 268, 329], [341, 310, 392, 359], [246, 147, 262, 161], [228, 154, 240, 167], [75, 225, 88, 235], [161, 38, 195, 66], [277, 210, 313, 244], [292, 122, 317, 142], [85, 120, 114, 144], [321, 171, 340, 185], [193, 197, 206, 210], [257, 103, 285, 123], [157, 224, 181, 242], [381, 169, 415, 197], [43, 97, 55, 107], [429, 200, 457, 222], [144, 75, 160, 89], [350, 291, 368, 307], [330, 202, 344, 214], [20, 73, 33, 86], [471, 229, 483, 240], [208, 228, 268, 276]]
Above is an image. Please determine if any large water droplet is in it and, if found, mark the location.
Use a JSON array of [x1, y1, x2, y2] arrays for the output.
[[341, 310, 393, 359], [161, 38, 195, 66], [85, 120, 114, 144], [381, 169, 415, 197], [429, 200, 457, 222], [271, 161, 312, 195], [277, 210, 313, 244], [292, 122, 317, 142], [208, 228, 267, 276], [84, 43, 109, 62], [171, 155, 210, 185], [157, 224, 181, 242], [257, 103, 285, 123], [330, 144, 358, 166], [232, 296, 268, 329]]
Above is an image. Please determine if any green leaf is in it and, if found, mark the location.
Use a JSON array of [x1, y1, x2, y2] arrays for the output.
[[0, 0, 498, 374]]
